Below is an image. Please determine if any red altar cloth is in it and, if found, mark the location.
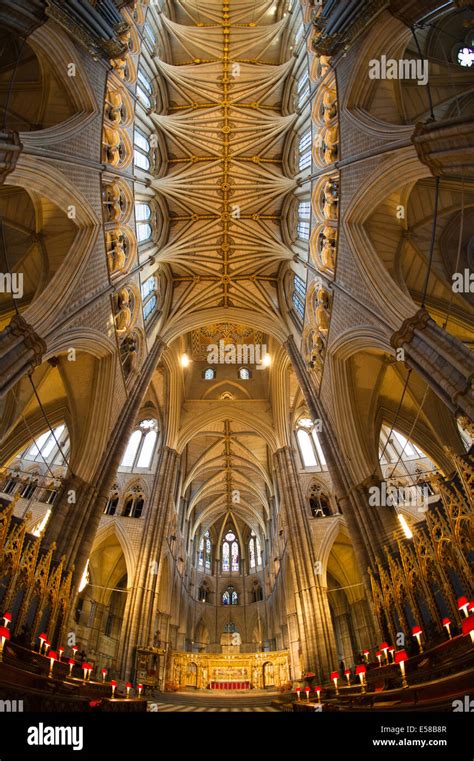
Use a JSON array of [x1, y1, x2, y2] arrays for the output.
[[210, 681, 250, 690]]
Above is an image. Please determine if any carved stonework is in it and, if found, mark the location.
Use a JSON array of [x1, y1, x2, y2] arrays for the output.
[[0, 131, 22, 185], [390, 308, 432, 348]]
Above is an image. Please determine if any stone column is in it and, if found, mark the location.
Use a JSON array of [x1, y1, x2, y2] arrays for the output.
[[275, 446, 337, 682], [118, 446, 180, 678], [285, 336, 399, 578], [391, 308, 473, 419], [42, 339, 167, 575], [412, 116, 474, 179], [0, 314, 46, 397]]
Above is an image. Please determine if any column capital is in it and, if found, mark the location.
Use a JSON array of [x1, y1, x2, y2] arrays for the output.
[[390, 307, 431, 348], [0, 131, 22, 185]]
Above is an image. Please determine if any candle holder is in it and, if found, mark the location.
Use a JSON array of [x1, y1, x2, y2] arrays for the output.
[[412, 626, 423, 653], [126, 682, 132, 698], [330, 671, 339, 695], [48, 651, 57, 678], [344, 669, 351, 685], [111, 680, 117, 698], [355, 665, 366, 693], [394, 650, 408, 688], [0, 626, 10, 661], [458, 596, 469, 618]]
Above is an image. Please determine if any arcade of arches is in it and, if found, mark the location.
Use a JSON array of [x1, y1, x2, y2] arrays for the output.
[[0, 0, 473, 711]]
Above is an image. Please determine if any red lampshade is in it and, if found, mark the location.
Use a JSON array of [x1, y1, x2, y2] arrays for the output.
[[39, 632, 47, 641], [380, 642, 389, 650], [344, 669, 351, 675], [363, 649, 369, 655], [111, 680, 117, 687], [68, 658, 75, 665], [101, 668, 107, 674], [58, 646, 64, 652], [126, 682, 132, 688], [330, 671, 339, 680], [442, 617, 451, 625], [3, 612, 12, 622], [468, 602, 474, 613], [375, 651, 381, 657], [0, 626, 10, 640], [304, 686, 310, 692], [394, 650, 408, 664], [45, 641, 50, 647], [355, 665, 366, 675], [138, 683, 143, 689], [458, 596, 469, 609], [462, 616, 474, 635], [72, 645, 78, 651], [82, 662, 92, 670], [49, 651, 57, 661], [412, 625, 422, 635], [315, 685, 321, 691]]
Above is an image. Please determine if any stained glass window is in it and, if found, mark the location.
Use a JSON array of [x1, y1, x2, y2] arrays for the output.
[[222, 531, 239, 572], [198, 530, 211, 570], [238, 368, 250, 380], [292, 273, 306, 320], [222, 541, 230, 572], [204, 368, 216, 380], [222, 586, 238, 605], [299, 130, 312, 171], [231, 541, 239, 572], [249, 536, 256, 569]]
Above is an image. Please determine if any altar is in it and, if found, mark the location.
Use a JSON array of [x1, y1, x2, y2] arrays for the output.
[[168, 650, 289, 691]]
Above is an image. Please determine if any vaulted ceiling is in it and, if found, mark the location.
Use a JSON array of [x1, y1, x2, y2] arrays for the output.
[[150, 0, 297, 540], [151, 0, 296, 326]]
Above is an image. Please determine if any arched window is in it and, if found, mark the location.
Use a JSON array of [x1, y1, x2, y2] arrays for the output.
[[297, 202, 310, 241], [238, 367, 250, 380], [22, 424, 69, 466], [198, 583, 209, 603], [141, 275, 158, 322], [308, 482, 331, 517], [292, 273, 306, 321], [297, 66, 310, 108], [296, 418, 327, 470], [134, 128, 151, 170], [222, 530, 239, 573], [122, 486, 145, 518], [249, 531, 262, 569], [379, 424, 427, 465], [222, 586, 238, 605], [120, 419, 158, 470], [298, 130, 312, 171], [137, 67, 152, 108], [135, 202, 152, 243], [104, 488, 119, 515], [198, 530, 212, 571], [457, 46, 474, 67], [203, 368, 216, 380]]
